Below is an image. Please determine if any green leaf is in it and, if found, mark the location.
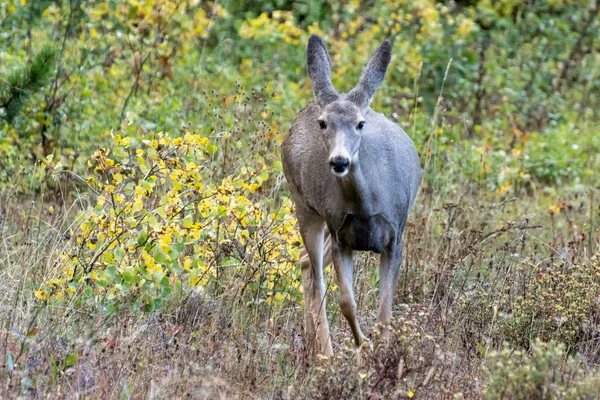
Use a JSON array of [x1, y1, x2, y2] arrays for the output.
[[106, 265, 117, 279], [122, 267, 139, 284], [206, 144, 218, 154], [137, 232, 148, 246], [168, 248, 179, 262], [260, 169, 269, 181], [161, 284, 172, 298], [114, 247, 125, 261], [104, 301, 116, 315], [175, 242, 184, 253], [96, 278, 109, 287], [63, 353, 78, 370], [183, 215, 193, 228], [154, 251, 167, 264], [143, 180, 153, 193], [141, 298, 153, 313]]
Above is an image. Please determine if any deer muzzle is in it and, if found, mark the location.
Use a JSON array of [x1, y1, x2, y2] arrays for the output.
[[329, 155, 350, 176]]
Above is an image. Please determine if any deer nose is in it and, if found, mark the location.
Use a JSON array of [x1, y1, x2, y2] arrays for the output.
[[329, 156, 350, 173]]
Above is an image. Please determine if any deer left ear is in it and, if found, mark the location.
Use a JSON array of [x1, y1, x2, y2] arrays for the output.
[[348, 40, 392, 110], [306, 34, 339, 106]]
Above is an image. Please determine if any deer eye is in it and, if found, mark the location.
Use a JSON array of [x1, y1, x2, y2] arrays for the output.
[[318, 120, 327, 129], [357, 121, 365, 130]]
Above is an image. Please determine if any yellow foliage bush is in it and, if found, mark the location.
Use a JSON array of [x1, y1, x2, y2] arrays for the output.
[[36, 131, 302, 311]]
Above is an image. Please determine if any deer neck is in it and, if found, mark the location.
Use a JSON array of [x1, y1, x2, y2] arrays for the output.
[[337, 159, 371, 211]]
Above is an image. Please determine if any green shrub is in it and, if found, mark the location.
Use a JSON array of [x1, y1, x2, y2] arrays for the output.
[[503, 259, 600, 351], [483, 340, 600, 400]]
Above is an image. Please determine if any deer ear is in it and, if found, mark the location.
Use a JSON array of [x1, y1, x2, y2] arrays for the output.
[[306, 34, 339, 106], [348, 40, 392, 110]]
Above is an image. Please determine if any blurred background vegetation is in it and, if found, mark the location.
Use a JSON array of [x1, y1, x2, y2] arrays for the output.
[[1, 0, 598, 189], [1, 0, 600, 398]]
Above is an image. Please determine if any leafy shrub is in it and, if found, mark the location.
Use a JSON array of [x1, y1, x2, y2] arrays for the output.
[[483, 340, 600, 400], [503, 259, 600, 351], [35, 130, 302, 312]]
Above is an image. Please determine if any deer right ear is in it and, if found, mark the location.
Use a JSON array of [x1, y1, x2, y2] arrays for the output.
[[306, 34, 339, 106], [348, 39, 392, 110]]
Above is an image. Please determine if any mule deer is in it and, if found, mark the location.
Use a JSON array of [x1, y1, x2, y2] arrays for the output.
[[281, 35, 421, 356]]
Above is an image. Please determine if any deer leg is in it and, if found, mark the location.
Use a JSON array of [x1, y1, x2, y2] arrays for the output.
[[299, 218, 333, 356], [299, 232, 333, 347], [299, 248, 316, 348], [323, 231, 333, 268], [377, 240, 403, 340], [303, 231, 332, 268], [331, 240, 365, 347]]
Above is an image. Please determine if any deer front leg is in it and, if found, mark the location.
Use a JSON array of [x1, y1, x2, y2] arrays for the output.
[[377, 240, 403, 340], [331, 240, 365, 347], [299, 249, 316, 350], [299, 233, 333, 351], [299, 217, 333, 356]]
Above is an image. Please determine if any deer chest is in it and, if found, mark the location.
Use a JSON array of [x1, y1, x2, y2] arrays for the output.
[[333, 213, 396, 253]]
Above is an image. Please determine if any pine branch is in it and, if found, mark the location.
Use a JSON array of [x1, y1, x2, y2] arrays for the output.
[[0, 45, 56, 123]]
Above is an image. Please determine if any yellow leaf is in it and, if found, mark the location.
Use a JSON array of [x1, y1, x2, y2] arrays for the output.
[[548, 205, 561, 215], [495, 183, 512, 195], [113, 173, 123, 184], [34, 289, 48, 301], [132, 198, 143, 212]]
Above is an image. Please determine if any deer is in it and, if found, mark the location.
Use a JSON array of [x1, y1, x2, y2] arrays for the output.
[[281, 35, 421, 356]]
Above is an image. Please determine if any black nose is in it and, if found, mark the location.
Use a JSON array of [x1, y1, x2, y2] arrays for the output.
[[329, 156, 350, 173]]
